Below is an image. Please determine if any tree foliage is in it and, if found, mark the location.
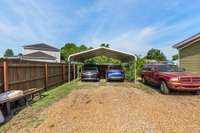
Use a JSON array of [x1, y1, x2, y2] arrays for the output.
[[85, 43, 120, 64], [100, 43, 110, 48], [136, 55, 148, 76], [61, 42, 120, 64], [146, 48, 166, 61], [123, 62, 135, 81], [61, 43, 91, 62], [172, 54, 178, 61], [4, 49, 14, 57], [85, 56, 121, 64]]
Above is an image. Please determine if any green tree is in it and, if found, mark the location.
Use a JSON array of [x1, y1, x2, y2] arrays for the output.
[[61, 43, 120, 64], [136, 55, 148, 76], [4, 49, 14, 57], [172, 54, 178, 61], [87, 43, 120, 64], [146, 48, 166, 61], [123, 62, 135, 81], [79, 45, 88, 51], [100, 43, 110, 48], [86, 56, 120, 64], [61, 43, 90, 62]]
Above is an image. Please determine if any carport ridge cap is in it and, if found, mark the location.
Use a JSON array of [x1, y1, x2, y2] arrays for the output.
[[68, 47, 137, 62]]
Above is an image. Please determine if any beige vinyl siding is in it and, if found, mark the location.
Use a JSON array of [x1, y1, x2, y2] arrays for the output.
[[179, 42, 200, 73]]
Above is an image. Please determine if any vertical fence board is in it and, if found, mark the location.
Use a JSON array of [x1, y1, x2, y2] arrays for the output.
[[44, 64, 48, 89], [3, 61, 8, 92], [8, 64, 45, 91], [0, 62, 3, 92], [0, 59, 78, 92]]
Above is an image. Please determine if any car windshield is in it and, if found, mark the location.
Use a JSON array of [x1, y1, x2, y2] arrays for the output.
[[159, 65, 183, 72]]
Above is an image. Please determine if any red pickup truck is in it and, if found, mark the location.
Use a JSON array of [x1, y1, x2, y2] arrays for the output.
[[141, 63, 200, 94]]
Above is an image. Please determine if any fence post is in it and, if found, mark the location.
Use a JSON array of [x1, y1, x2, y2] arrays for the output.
[[62, 64, 66, 82], [3, 61, 8, 92], [44, 64, 48, 89]]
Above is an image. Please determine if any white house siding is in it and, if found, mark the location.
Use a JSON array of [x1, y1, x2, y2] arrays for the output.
[[23, 49, 60, 63], [22, 58, 57, 63]]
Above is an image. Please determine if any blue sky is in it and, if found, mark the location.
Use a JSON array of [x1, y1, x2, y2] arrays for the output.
[[1, 0, 200, 59]]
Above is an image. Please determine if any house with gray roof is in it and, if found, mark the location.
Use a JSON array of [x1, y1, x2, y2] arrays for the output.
[[22, 43, 60, 63]]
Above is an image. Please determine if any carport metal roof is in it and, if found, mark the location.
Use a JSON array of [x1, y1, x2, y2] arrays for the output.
[[68, 47, 137, 83], [68, 47, 136, 63]]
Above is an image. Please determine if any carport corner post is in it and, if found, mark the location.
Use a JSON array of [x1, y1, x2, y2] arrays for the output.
[[134, 58, 137, 84]]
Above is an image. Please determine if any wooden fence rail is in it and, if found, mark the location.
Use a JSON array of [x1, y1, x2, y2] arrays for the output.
[[0, 59, 77, 93]]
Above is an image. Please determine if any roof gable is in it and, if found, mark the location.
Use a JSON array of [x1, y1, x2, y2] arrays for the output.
[[23, 43, 60, 52], [23, 51, 56, 60], [173, 33, 200, 49]]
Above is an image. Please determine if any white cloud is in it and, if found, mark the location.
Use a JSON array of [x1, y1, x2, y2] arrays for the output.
[[81, 15, 200, 60], [110, 27, 156, 54], [0, 0, 76, 56], [1, 0, 200, 60]]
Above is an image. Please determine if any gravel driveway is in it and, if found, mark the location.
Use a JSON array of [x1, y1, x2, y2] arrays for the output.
[[12, 82, 200, 133]]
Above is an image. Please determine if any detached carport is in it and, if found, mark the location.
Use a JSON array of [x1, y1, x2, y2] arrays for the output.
[[68, 47, 137, 83]]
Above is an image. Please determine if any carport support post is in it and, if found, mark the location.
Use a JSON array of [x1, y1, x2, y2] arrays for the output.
[[134, 60, 137, 83]]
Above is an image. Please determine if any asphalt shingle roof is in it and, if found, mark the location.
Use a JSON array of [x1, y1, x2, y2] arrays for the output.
[[23, 43, 60, 52]]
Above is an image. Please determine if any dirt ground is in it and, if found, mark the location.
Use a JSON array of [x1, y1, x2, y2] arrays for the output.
[[7, 82, 200, 133]]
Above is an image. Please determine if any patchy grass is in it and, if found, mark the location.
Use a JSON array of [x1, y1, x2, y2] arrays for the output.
[[0, 80, 95, 133], [0, 80, 157, 133], [33, 80, 100, 109], [126, 81, 158, 94]]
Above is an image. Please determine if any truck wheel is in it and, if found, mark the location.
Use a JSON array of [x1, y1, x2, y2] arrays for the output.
[[160, 81, 170, 94]]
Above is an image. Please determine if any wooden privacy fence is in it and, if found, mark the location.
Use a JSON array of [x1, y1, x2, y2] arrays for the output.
[[0, 59, 78, 93]]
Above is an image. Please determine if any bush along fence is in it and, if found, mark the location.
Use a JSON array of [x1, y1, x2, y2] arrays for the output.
[[0, 59, 78, 93]]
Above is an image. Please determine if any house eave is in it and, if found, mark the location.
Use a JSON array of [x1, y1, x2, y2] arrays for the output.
[[173, 33, 200, 49]]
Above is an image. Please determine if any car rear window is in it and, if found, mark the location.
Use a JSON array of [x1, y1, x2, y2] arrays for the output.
[[84, 67, 98, 71], [108, 65, 122, 70]]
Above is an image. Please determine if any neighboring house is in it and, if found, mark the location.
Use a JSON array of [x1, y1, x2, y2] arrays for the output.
[[22, 43, 60, 63], [173, 33, 200, 73]]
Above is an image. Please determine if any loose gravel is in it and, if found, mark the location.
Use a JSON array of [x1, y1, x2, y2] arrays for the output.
[[7, 82, 200, 133]]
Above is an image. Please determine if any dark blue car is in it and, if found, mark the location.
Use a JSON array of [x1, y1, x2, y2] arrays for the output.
[[106, 65, 125, 81]]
